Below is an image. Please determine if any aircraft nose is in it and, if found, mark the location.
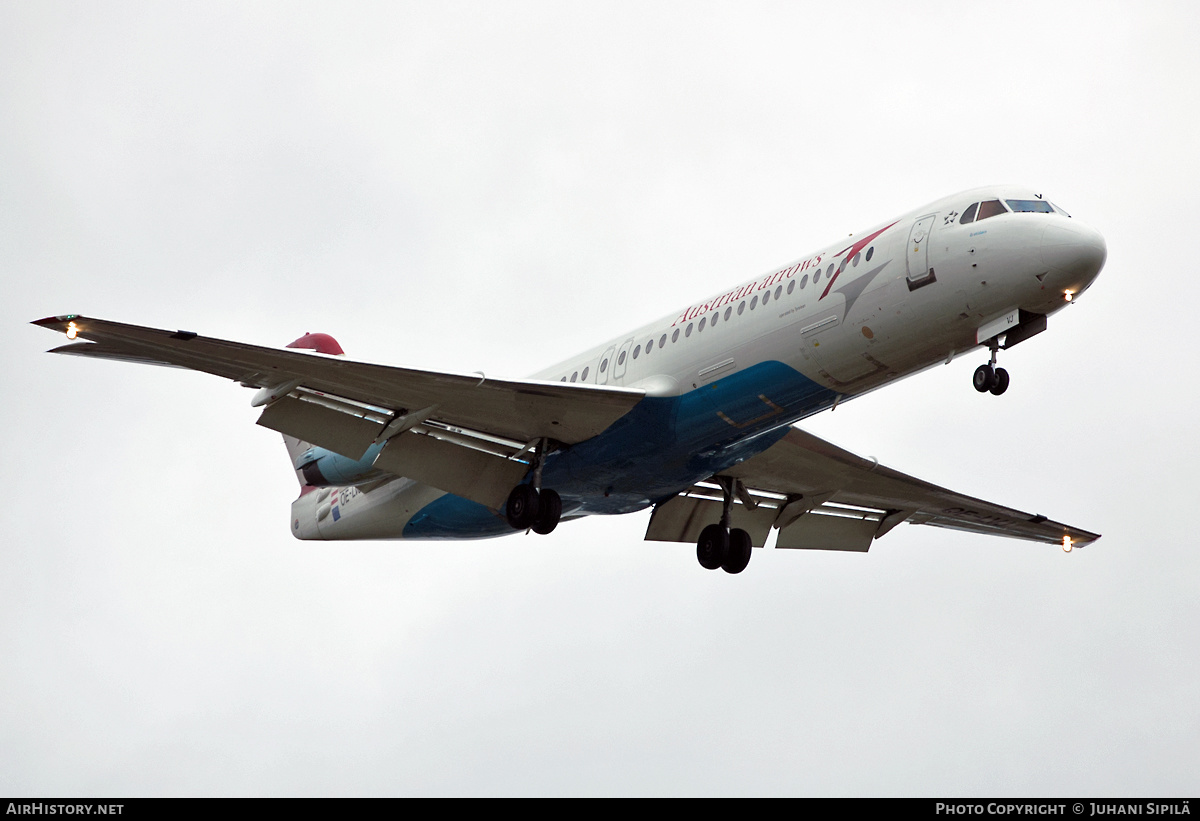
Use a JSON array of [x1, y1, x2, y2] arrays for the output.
[[1040, 219, 1107, 286]]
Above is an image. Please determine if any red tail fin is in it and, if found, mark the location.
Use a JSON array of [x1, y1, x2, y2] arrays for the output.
[[286, 332, 344, 355]]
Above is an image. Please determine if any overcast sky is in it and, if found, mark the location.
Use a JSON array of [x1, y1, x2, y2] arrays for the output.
[[3, 1, 1198, 797]]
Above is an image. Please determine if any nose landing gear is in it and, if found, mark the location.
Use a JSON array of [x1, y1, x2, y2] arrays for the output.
[[973, 341, 1010, 396]]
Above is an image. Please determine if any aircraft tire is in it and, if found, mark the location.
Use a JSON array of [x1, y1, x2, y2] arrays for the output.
[[989, 367, 1010, 396], [697, 524, 729, 570], [531, 488, 562, 535], [505, 484, 541, 530], [973, 364, 996, 393], [722, 528, 753, 574]]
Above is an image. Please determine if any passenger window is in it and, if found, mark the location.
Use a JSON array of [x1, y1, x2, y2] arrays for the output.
[[750, 295, 759, 310], [661, 333, 668, 347], [866, 246, 874, 261], [600, 358, 608, 373], [633, 345, 641, 359], [800, 274, 809, 288], [976, 199, 1007, 221], [698, 317, 706, 332], [762, 291, 770, 305], [617, 351, 626, 365], [571, 372, 578, 382], [787, 280, 795, 295], [774, 285, 783, 300], [672, 329, 679, 343], [738, 301, 745, 315], [581, 367, 589, 381], [724, 307, 732, 321], [685, 322, 693, 337], [960, 203, 979, 225]]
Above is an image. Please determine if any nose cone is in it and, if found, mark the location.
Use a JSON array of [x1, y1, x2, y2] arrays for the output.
[[1041, 219, 1107, 287]]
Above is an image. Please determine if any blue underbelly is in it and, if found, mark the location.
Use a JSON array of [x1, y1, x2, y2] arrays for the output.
[[403, 360, 835, 538]]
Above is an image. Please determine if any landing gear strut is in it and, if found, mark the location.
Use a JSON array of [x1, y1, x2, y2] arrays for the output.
[[973, 340, 1009, 396], [696, 477, 753, 574], [505, 438, 562, 534]]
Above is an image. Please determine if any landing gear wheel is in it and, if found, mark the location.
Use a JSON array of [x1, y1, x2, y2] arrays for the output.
[[973, 364, 996, 393], [697, 524, 729, 570], [505, 484, 541, 530], [722, 528, 753, 574], [989, 367, 1010, 396], [531, 488, 562, 534]]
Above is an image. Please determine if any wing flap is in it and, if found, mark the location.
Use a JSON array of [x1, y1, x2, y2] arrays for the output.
[[373, 431, 529, 512], [775, 509, 879, 552], [645, 494, 776, 547], [253, 385, 528, 510], [255, 394, 385, 461], [34, 315, 644, 445]]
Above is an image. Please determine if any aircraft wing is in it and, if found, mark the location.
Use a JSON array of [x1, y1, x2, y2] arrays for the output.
[[34, 315, 645, 508], [646, 426, 1099, 551]]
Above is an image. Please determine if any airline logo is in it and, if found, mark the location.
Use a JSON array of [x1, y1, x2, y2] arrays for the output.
[[819, 222, 898, 300], [671, 221, 900, 326], [671, 253, 825, 326]]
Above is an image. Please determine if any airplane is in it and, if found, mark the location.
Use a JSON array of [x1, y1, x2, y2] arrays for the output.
[[33, 185, 1106, 574]]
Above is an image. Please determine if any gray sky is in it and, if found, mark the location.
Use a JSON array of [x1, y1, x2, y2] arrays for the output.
[[3, 1, 1197, 796]]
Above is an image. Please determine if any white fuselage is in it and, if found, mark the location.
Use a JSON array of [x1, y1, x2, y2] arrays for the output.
[[534, 185, 1100, 398], [292, 185, 1106, 540]]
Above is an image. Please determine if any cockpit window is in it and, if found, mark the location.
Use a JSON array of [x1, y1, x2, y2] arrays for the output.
[[960, 203, 979, 225], [976, 199, 1008, 220], [1050, 201, 1071, 217], [1006, 199, 1055, 213]]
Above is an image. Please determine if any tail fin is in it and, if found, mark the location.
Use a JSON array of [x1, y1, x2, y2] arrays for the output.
[[281, 332, 345, 488], [285, 332, 344, 356]]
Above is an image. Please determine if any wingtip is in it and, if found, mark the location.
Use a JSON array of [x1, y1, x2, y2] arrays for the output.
[[31, 314, 80, 330]]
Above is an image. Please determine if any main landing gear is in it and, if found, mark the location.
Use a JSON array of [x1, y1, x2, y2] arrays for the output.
[[696, 477, 753, 574], [504, 438, 562, 535], [973, 340, 1010, 396], [505, 483, 562, 534]]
